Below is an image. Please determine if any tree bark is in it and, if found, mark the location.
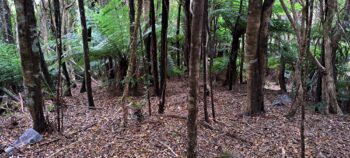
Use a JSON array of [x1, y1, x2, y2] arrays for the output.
[[176, 1, 182, 67], [149, 0, 160, 96], [122, 0, 143, 126], [159, 0, 169, 114], [106, 57, 116, 95], [258, 0, 275, 84], [323, 0, 343, 114], [279, 55, 287, 93], [239, 34, 245, 84], [244, 0, 264, 114], [38, 42, 54, 90], [183, 0, 192, 74], [227, 0, 243, 90], [187, 0, 204, 157], [14, 0, 47, 133], [0, 0, 14, 43], [78, 0, 95, 107], [202, 0, 209, 123]]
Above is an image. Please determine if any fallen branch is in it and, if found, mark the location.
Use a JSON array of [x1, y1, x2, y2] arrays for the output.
[[153, 138, 178, 157], [39, 138, 60, 147], [19, 93, 24, 113], [0, 88, 20, 102]]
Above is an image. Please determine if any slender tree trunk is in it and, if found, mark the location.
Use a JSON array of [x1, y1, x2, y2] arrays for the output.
[[61, 0, 72, 97], [40, 0, 50, 53], [244, 0, 264, 114], [239, 34, 245, 84], [149, 0, 160, 96], [279, 55, 287, 93], [227, 32, 241, 89], [14, 0, 47, 133], [202, 0, 209, 123], [78, 0, 95, 107], [106, 57, 116, 95], [176, 1, 182, 67], [122, 0, 143, 126], [316, 39, 325, 103], [38, 42, 54, 89], [53, 0, 64, 131], [0, 0, 14, 43], [62, 63, 72, 96], [258, 0, 275, 84], [187, 0, 204, 157], [159, 0, 169, 114], [183, 0, 192, 74], [143, 0, 152, 77], [209, 10, 216, 121], [227, 0, 243, 90]]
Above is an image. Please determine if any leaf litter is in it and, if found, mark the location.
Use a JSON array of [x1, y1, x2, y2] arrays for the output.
[[1, 79, 350, 157]]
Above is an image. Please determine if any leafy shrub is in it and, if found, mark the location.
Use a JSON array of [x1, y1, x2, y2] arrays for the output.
[[0, 42, 21, 86], [212, 56, 229, 73]]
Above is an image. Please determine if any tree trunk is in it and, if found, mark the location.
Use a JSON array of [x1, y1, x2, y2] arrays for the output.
[[38, 42, 54, 90], [122, 0, 143, 126], [62, 63, 72, 96], [183, 0, 192, 74], [239, 34, 245, 84], [14, 0, 47, 133], [159, 0, 169, 114], [227, 0, 243, 90], [202, 0, 209, 123], [227, 32, 241, 89], [244, 0, 264, 114], [176, 1, 182, 67], [315, 39, 324, 103], [258, 0, 275, 84], [106, 57, 116, 95], [78, 0, 95, 107], [323, 0, 343, 114], [187, 0, 204, 157], [40, 0, 50, 53], [279, 55, 287, 93], [149, 0, 160, 96], [0, 0, 14, 43], [61, 0, 72, 97]]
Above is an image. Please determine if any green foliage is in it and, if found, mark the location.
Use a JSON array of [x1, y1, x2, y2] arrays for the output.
[[94, 0, 130, 54], [0, 42, 21, 86], [167, 54, 185, 77], [212, 56, 229, 73], [337, 61, 350, 102], [270, 18, 293, 34]]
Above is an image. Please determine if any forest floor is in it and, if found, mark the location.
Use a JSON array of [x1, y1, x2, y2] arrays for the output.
[[1, 79, 350, 158]]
